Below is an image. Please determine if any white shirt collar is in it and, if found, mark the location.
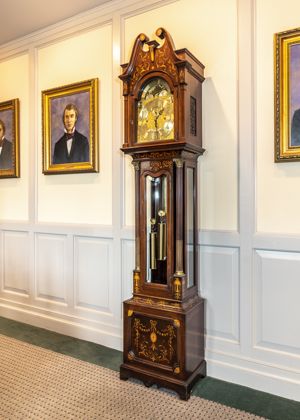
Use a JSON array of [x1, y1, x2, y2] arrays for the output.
[[64, 127, 75, 135]]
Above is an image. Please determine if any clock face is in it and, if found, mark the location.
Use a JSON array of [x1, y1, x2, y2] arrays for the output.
[[137, 77, 174, 143]]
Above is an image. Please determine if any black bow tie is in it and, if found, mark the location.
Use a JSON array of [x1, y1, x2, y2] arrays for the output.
[[66, 133, 74, 140]]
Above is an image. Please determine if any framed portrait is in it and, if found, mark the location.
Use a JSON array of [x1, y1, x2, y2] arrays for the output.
[[0, 99, 20, 178], [42, 79, 99, 174], [274, 28, 300, 162]]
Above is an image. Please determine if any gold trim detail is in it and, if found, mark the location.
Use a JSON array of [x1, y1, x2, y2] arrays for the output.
[[150, 332, 157, 345], [173, 319, 180, 328], [133, 151, 180, 160], [173, 366, 181, 374], [133, 271, 140, 293], [133, 318, 176, 364], [132, 296, 181, 308], [145, 298, 153, 305], [173, 158, 183, 168], [175, 271, 185, 276], [173, 278, 182, 300], [150, 160, 173, 172], [128, 351, 135, 361], [147, 41, 159, 62], [128, 310, 134, 317]]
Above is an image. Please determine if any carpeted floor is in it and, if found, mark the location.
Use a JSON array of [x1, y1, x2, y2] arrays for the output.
[[0, 334, 265, 420]]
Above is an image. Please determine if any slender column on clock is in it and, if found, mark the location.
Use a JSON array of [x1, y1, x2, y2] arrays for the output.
[[133, 160, 141, 271], [122, 81, 129, 148], [174, 158, 184, 276], [132, 160, 141, 295]]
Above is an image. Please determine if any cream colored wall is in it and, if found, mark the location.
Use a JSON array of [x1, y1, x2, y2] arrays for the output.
[[1, 0, 300, 403], [0, 54, 29, 220], [37, 25, 112, 225], [256, 0, 300, 233], [124, 0, 238, 231]]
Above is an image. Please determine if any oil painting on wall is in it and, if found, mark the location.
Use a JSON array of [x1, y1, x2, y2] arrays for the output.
[[42, 79, 98, 174], [0, 99, 20, 178], [275, 28, 300, 161]]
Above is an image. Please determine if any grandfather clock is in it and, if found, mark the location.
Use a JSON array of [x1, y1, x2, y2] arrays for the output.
[[119, 28, 206, 400]]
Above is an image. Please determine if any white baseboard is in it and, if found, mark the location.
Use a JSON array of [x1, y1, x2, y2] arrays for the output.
[[0, 304, 123, 351], [207, 357, 300, 402]]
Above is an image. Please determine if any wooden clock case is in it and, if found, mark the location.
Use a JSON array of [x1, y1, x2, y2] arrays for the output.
[[119, 28, 206, 400]]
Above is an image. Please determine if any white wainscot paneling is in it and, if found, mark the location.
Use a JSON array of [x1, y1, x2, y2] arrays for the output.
[[2, 231, 30, 296], [35, 233, 67, 303], [74, 236, 112, 312], [200, 245, 240, 343], [121, 239, 135, 302], [254, 250, 300, 355]]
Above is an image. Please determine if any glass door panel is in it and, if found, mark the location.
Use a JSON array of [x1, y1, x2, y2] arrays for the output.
[[146, 175, 167, 284]]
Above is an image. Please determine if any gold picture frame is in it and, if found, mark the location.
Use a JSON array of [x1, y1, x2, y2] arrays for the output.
[[274, 28, 300, 161], [42, 79, 99, 174], [0, 99, 20, 178]]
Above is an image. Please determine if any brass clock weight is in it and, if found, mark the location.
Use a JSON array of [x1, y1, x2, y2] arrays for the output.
[[119, 28, 206, 400]]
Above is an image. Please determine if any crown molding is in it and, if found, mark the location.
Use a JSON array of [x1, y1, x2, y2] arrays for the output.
[[0, 0, 177, 60]]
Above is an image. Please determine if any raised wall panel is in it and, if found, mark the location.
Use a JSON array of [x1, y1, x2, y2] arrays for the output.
[[254, 250, 300, 354], [74, 236, 112, 311], [121, 239, 135, 302], [200, 245, 240, 342], [3, 231, 30, 295], [35, 233, 67, 303]]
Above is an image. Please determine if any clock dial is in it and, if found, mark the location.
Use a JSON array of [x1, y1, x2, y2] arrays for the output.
[[137, 77, 174, 143]]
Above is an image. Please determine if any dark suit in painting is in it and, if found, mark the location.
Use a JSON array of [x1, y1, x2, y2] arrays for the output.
[[53, 130, 89, 164], [291, 109, 300, 146], [0, 138, 13, 169]]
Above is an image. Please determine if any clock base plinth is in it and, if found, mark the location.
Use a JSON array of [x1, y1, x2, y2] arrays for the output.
[[120, 361, 206, 401], [121, 297, 206, 400]]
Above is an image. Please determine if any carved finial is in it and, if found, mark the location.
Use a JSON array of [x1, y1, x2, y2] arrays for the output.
[[156, 27, 165, 39], [155, 27, 176, 50], [146, 39, 160, 62], [119, 27, 179, 84], [138, 33, 148, 43]]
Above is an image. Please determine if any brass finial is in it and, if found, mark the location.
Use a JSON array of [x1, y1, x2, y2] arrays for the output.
[[139, 33, 148, 43], [156, 28, 165, 39], [146, 40, 160, 62]]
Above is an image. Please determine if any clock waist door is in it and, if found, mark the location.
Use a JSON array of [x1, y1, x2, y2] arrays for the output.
[[139, 164, 174, 298], [124, 303, 182, 376]]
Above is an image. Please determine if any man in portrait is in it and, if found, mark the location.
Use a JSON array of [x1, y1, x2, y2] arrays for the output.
[[291, 108, 300, 147], [0, 119, 13, 170], [53, 103, 89, 164]]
